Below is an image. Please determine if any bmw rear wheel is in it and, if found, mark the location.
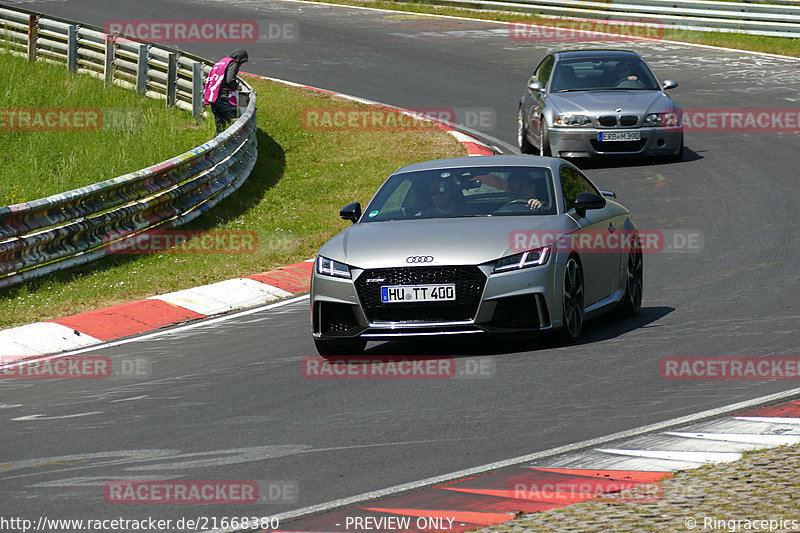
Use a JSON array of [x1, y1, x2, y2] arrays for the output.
[[561, 257, 584, 340]]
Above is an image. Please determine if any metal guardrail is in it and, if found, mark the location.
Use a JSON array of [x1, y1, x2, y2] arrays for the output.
[[400, 0, 800, 36], [0, 4, 258, 289]]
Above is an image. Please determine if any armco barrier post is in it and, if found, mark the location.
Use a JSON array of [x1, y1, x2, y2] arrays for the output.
[[27, 14, 38, 62], [136, 44, 148, 95], [192, 61, 203, 120], [67, 24, 77, 72], [166, 52, 177, 108], [104, 33, 115, 86]]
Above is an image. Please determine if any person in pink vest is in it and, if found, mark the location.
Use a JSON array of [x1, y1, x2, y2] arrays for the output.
[[203, 48, 249, 134]]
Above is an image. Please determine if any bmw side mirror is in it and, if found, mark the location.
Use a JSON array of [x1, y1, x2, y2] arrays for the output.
[[662, 79, 678, 90], [574, 192, 606, 218], [528, 80, 545, 93], [340, 202, 362, 223]]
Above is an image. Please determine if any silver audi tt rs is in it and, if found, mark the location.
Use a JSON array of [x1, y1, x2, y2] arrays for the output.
[[518, 49, 683, 159], [310, 155, 643, 355]]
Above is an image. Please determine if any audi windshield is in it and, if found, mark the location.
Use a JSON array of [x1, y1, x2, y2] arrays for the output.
[[361, 166, 557, 222]]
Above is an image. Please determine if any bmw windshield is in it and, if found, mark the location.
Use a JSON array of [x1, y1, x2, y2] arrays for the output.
[[550, 58, 660, 92], [361, 166, 557, 222]]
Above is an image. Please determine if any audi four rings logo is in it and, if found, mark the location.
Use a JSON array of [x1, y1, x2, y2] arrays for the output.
[[406, 256, 434, 263]]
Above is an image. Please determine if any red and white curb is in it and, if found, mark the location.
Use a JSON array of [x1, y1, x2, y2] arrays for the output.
[[260, 399, 800, 533], [0, 261, 314, 363]]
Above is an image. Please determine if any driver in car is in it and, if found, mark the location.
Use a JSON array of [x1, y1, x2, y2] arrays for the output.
[[613, 61, 638, 85], [508, 172, 546, 211]]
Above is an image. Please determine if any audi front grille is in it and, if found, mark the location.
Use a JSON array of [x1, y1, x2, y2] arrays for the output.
[[354, 266, 487, 323]]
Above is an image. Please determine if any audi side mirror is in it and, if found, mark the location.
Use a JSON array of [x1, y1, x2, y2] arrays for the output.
[[574, 192, 606, 218], [662, 79, 678, 90], [340, 202, 361, 223]]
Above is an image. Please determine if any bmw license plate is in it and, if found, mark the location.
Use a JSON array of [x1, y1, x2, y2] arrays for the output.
[[381, 284, 456, 303], [598, 131, 641, 142]]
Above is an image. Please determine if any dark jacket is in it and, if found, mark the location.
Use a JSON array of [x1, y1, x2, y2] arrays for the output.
[[218, 48, 249, 102]]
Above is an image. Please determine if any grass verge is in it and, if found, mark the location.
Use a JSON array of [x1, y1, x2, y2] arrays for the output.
[[0, 50, 215, 205], [0, 74, 466, 328], [303, 0, 800, 58]]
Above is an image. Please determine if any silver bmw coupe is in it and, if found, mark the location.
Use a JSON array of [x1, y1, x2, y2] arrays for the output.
[[518, 49, 683, 159], [310, 156, 643, 355]]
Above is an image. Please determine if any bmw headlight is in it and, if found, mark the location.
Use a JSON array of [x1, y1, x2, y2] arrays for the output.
[[553, 114, 592, 127], [493, 246, 551, 273], [644, 112, 680, 127], [316, 256, 351, 279]]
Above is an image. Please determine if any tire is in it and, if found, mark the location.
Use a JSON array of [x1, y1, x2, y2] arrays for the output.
[[619, 237, 643, 316], [540, 123, 552, 157], [518, 108, 536, 154], [314, 338, 365, 357], [560, 257, 584, 341]]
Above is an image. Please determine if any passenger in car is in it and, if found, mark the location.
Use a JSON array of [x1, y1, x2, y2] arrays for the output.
[[424, 179, 466, 216], [551, 64, 578, 92]]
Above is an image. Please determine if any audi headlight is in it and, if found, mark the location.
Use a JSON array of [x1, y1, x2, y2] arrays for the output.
[[316, 256, 351, 279], [493, 246, 551, 273], [644, 112, 680, 127], [553, 114, 592, 127]]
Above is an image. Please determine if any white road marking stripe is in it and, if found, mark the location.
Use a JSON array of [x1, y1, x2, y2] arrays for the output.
[[11, 412, 102, 421], [596, 449, 742, 463], [733, 416, 800, 425], [665, 431, 800, 445]]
